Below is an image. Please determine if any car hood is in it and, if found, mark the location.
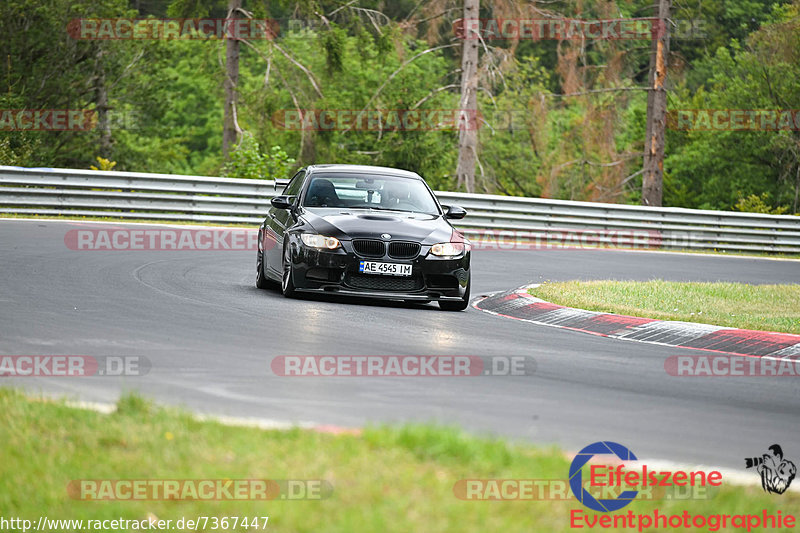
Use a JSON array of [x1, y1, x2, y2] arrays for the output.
[[300, 208, 454, 243]]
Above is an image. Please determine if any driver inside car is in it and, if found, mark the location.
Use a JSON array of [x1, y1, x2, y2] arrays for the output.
[[306, 178, 341, 207], [381, 181, 415, 210]]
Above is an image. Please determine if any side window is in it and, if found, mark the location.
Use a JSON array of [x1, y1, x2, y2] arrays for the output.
[[282, 171, 305, 197]]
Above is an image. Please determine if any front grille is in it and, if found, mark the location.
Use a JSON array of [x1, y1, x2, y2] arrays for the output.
[[353, 239, 385, 257], [345, 272, 424, 292], [387, 241, 421, 259]]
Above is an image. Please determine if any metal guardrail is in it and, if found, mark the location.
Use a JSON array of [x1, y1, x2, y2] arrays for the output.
[[1, 165, 799, 253]]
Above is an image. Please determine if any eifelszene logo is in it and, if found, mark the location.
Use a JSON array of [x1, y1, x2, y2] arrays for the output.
[[745, 445, 797, 495], [569, 441, 639, 512], [569, 441, 722, 513]]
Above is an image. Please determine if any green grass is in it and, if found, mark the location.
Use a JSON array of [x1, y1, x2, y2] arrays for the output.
[[530, 280, 800, 334], [1, 389, 798, 532]]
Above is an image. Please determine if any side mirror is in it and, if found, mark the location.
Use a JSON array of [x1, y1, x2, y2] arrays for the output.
[[442, 204, 467, 220], [271, 195, 294, 210]]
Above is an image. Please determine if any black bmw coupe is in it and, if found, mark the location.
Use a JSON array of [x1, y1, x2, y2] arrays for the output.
[[256, 164, 472, 311]]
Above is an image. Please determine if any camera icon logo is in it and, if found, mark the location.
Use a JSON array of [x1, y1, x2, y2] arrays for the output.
[[745, 444, 796, 495]]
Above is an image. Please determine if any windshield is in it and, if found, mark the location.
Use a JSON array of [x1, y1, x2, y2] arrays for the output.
[[301, 173, 440, 215]]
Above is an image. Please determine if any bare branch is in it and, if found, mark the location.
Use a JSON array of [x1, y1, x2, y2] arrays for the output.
[[411, 83, 459, 109], [263, 52, 272, 87], [361, 43, 460, 112], [552, 153, 644, 175], [328, 0, 357, 18], [272, 63, 306, 163], [269, 41, 324, 98], [544, 86, 649, 98], [313, 10, 332, 30], [408, 8, 462, 27], [240, 39, 324, 99], [109, 49, 144, 91]]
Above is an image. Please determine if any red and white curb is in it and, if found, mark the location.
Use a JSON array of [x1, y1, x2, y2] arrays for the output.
[[474, 285, 800, 359]]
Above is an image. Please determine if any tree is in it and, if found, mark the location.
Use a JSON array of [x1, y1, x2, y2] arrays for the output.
[[222, 0, 242, 157], [455, 0, 479, 193], [664, 2, 800, 212], [641, 0, 671, 206]]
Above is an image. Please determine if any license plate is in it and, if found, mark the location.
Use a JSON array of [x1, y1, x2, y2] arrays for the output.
[[359, 261, 412, 276]]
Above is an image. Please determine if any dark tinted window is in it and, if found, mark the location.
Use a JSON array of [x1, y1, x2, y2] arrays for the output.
[[282, 171, 305, 197], [301, 173, 439, 215]]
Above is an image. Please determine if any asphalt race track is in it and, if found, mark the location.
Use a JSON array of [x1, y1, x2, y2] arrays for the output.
[[2, 219, 799, 470]]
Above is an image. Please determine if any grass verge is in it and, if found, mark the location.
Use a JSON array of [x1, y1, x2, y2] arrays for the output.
[[529, 280, 800, 334], [1, 389, 798, 532]]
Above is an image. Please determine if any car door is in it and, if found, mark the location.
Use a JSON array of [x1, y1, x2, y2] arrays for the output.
[[265, 170, 305, 273]]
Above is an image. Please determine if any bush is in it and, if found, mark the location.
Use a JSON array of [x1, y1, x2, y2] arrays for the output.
[[222, 137, 295, 180], [734, 193, 790, 214]]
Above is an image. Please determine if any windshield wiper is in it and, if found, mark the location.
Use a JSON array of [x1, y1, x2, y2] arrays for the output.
[[348, 205, 396, 212], [349, 205, 434, 215]]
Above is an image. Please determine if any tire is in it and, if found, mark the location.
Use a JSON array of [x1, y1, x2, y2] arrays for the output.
[[281, 244, 297, 298], [438, 277, 470, 311], [256, 242, 269, 290]]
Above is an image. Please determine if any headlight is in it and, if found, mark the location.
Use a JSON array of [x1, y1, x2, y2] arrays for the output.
[[301, 233, 340, 250], [430, 242, 466, 257]]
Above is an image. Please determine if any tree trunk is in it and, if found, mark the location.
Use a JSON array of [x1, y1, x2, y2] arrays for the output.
[[455, 0, 479, 193], [642, 0, 671, 206], [94, 46, 112, 159], [223, 0, 241, 158]]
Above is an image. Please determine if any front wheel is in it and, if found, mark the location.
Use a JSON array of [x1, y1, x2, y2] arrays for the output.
[[281, 245, 297, 298], [439, 277, 470, 311]]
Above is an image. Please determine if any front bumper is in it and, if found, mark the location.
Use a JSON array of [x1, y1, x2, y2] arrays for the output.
[[287, 237, 470, 301]]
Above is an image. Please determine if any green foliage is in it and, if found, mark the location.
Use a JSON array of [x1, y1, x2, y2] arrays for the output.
[[89, 156, 117, 171], [3, 0, 799, 209], [734, 193, 790, 214], [322, 25, 347, 74], [665, 2, 800, 212], [222, 137, 295, 180], [0, 131, 40, 167]]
